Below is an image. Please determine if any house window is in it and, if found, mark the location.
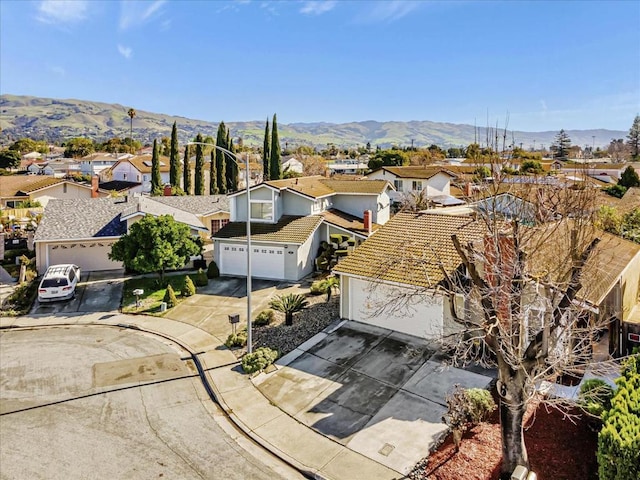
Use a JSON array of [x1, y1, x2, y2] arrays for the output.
[[211, 219, 229, 234], [123, 173, 127, 180], [63, 183, 67, 193], [137, 175, 141, 182], [412, 181, 422, 191], [250, 201, 273, 221], [143, 175, 147, 181], [394, 180, 403, 192]]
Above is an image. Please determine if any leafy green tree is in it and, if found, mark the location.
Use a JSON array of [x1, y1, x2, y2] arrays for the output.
[[122, 137, 142, 153], [215, 123, 227, 194], [151, 139, 162, 194], [194, 133, 205, 195], [163, 284, 179, 307], [627, 115, 640, 160], [169, 121, 180, 187], [263, 118, 270, 181], [9, 138, 48, 154], [552, 129, 572, 159], [208, 150, 218, 194], [367, 149, 409, 170], [520, 160, 544, 174], [269, 293, 308, 326], [618, 165, 640, 188], [109, 215, 200, 282], [183, 145, 192, 195], [0, 150, 21, 169], [270, 114, 282, 180], [64, 137, 95, 158], [160, 136, 170, 156]]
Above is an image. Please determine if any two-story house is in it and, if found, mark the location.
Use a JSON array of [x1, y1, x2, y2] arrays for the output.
[[366, 166, 459, 206], [81, 152, 132, 178], [105, 155, 170, 193], [211, 176, 393, 281]]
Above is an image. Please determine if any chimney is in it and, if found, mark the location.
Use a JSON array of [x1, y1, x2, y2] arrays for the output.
[[465, 182, 472, 197], [164, 184, 172, 196], [363, 210, 372, 235], [91, 175, 99, 198]]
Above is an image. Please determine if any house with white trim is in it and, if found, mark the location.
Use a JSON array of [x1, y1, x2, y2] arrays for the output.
[[34, 195, 229, 274], [105, 155, 170, 193], [212, 176, 393, 281]]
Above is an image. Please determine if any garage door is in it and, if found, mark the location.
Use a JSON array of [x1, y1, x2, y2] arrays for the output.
[[48, 242, 123, 272], [219, 243, 285, 279]]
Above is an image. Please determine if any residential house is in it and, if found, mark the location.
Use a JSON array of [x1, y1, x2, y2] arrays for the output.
[[0, 175, 107, 208], [81, 152, 131, 177], [327, 159, 368, 175], [34, 194, 229, 274], [105, 155, 170, 193], [334, 211, 640, 356], [212, 176, 393, 281], [366, 166, 461, 207], [281, 156, 304, 175]]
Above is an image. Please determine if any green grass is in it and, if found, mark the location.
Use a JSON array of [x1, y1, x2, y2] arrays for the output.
[[122, 274, 191, 314]]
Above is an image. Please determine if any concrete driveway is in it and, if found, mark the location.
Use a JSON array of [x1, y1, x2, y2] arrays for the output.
[[30, 270, 124, 315], [0, 325, 299, 480], [164, 277, 307, 341], [254, 321, 495, 475]]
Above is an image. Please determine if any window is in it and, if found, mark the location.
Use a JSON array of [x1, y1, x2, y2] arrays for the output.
[[123, 173, 127, 180], [412, 181, 422, 191], [211, 219, 229, 234], [63, 183, 67, 193], [137, 175, 141, 182], [143, 175, 147, 181], [250, 201, 273, 221], [394, 180, 403, 192]]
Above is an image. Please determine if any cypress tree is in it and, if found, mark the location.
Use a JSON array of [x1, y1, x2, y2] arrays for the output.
[[183, 145, 191, 194], [270, 113, 281, 180], [151, 138, 162, 194], [209, 150, 219, 194], [194, 133, 205, 195], [215, 123, 227, 194], [263, 118, 270, 181], [169, 121, 180, 187], [227, 137, 238, 191]]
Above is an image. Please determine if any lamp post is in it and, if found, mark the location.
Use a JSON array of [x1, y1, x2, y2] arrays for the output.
[[186, 142, 253, 353]]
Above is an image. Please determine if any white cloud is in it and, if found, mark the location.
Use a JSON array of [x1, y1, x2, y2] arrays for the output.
[[50, 65, 66, 77], [36, 0, 88, 25], [358, 0, 421, 23], [118, 44, 133, 59], [119, 0, 166, 30], [300, 1, 336, 16]]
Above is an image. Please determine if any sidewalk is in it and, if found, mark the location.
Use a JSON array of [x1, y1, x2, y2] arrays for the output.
[[0, 312, 401, 480]]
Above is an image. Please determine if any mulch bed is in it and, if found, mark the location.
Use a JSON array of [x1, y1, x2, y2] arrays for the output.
[[410, 398, 598, 480]]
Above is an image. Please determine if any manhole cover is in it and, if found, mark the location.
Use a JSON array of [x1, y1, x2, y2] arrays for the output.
[[379, 443, 395, 456]]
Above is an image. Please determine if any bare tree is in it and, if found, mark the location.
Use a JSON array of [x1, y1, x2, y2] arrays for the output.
[[367, 170, 623, 478]]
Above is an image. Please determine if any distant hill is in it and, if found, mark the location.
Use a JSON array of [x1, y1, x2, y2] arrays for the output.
[[0, 94, 627, 149]]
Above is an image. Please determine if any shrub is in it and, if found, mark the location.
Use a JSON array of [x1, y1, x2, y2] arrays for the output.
[[241, 347, 279, 374], [580, 379, 614, 418], [603, 184, 627, 199], [0, 278, 39, 315], [207, 260, 220, 279], [224, 330, 248, 349], [182, 275, 196, 297], [163, 284, 178, 308], [310, 280, 328, 295], [194, 269, 208, 287], [254, 309, 275, 326], [444, 386, 496, 448], [269, 293, 309, 326], [597, 360, 640, 480]]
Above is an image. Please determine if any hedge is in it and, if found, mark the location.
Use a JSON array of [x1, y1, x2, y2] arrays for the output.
[[597, 357, 640, 480]]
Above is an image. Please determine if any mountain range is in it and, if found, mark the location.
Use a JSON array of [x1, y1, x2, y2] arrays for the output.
[[0, 94, 627, 150]]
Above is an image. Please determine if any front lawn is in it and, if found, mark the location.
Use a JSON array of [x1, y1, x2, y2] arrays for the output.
[[122, 274, 192, 314]]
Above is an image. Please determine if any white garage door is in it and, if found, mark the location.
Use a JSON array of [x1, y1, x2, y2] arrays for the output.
[[48, 242, 123, 272], [219, 243, 285, 280]]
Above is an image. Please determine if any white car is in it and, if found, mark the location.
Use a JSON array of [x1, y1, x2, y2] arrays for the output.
[[38, 264, 81, 302]]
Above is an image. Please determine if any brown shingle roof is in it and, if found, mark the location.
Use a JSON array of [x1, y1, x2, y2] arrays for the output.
[[213, 215, 323, 244], [333, 212, 485, 288], [264, 176, 390, 199], [0, 176, 64, 197], [321, 209, 381, 236], [372, 166, 457, 179], [119, 155, 171, 174]]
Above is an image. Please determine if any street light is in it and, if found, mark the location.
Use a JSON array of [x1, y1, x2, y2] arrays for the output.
[[186, 142, 253, 353]]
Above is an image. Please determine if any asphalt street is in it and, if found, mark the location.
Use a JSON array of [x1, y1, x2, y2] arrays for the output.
[[0, 326, 301, 480]]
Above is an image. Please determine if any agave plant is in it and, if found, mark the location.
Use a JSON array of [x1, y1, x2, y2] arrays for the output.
[[269, 293, 309, 326]]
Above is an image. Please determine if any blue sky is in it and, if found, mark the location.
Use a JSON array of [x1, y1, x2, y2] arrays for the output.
[[1, 0, 639, 131]]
